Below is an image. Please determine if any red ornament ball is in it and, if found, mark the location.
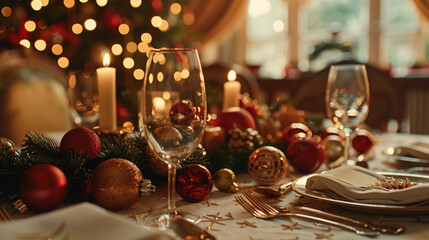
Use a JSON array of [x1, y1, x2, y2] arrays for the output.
[[19, 164, 68, 212], [281, 123, 313, 146], [352, 129, 375, 155], [170, 100, 197, 125], [286, 137, 325, 173], [60, 127, 101, 161], [176, 164, 213, 203], [217, 107, 256, 133]]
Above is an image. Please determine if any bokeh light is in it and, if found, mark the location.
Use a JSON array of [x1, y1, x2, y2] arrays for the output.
[[118, 24, 130, 35], [72, 23, 83, 34], [140, 33, 152, 43], [123, 57, 135, 69], [19, 39, 31, 48], [96, 0, 108, 7], [24, 20, 37, 32], [151, 16, 162, 28], [58, 57, 69, 68], [111, 44, 123, 55], [31, 0, 43, 11], [170, 3, 182, 14], [34, 39, 47, 51], [52, 44, 63, 55], [126, 42, 137, 53], [1, 7, 12, 17], [84, 19, 97, 31], [130, 0, 141, 8], [133, 69, 144, 80]]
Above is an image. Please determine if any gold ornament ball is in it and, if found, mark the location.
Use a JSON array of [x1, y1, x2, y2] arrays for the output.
[[146, 147, 168, 177], [322, 135, 345, 168], [92, 158, 143, 210], [213, 168, 238, 193], [248, 146, 288, 186]]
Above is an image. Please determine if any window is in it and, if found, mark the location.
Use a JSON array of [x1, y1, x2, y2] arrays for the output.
[[246, 0, 428, 78]]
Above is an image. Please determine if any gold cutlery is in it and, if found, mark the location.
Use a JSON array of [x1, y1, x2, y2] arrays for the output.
[[242, 189, 405, 235], [235, 195, 380, 237]]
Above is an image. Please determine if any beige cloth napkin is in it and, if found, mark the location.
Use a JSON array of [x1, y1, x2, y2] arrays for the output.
[[394, 142, 429, 160], [305, 165, 429, 205]]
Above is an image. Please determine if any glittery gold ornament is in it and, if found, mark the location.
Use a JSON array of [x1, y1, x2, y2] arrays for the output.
[[213, 168, 238, 193], [146, 147, 168, 177], [322, 135, 345, 169], [153, 126, 183, 147], [92, 158, 143, 210], [248, 146, 288, 186]]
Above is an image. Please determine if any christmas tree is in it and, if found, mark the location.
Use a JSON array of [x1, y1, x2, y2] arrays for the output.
[[0, 0, 199, 125]]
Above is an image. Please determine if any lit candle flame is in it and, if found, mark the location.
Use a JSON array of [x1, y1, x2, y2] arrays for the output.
[[103, 53, 110, 67], [227, 70, 236, 81]]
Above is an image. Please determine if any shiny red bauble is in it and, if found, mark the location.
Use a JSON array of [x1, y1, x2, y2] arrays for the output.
[[286, 137, 325, 173], [60, 127, 101, 161], [19, 164, 68, 212], [169, 100, 197, 125], [352, 129, 375, 155], [176, 164, 213, 203], [217, 107, 256, 133], [281, 123, 313, 146]]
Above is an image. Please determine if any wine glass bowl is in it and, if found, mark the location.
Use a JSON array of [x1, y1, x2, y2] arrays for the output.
[[140, 48, 206, 229], [325, 64, 370, 164]]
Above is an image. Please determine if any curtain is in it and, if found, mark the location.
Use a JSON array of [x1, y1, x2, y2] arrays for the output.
[[187, 0, 249, 45], [411, 0, 429, 22]]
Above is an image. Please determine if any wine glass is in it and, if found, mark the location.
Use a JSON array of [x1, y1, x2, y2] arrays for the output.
[[67, 71, 99, 128], [140, 48, 207, 229], [325, 64, 370, 165]]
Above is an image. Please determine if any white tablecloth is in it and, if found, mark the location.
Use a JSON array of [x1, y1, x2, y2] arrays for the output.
[[12, 133, 429, 239]]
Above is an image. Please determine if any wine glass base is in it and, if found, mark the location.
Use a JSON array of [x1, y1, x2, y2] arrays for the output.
[[142, 210, 200, 230]]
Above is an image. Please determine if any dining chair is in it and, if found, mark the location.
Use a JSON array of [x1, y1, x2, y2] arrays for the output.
[[291, 60, 401, 131]]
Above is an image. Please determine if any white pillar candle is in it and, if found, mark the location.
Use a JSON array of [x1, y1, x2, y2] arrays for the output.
[[222, 70, 241, 109], [97, 53, 117, 131]]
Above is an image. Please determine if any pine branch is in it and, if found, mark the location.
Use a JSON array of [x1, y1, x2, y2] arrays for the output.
[[20, 132, 61, 160]]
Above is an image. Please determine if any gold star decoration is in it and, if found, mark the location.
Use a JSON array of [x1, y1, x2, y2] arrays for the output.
[[200, 212, 235, 231], [314, 233, 334, 239], [281, 222, 301, 231], [280, 237, 299, 240], [204, 200, 219, 207], [237, 220, 257, 228]]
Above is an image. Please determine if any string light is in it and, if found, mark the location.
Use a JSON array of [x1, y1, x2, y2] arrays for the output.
[[130, 0, 141, 8], [159, 20, 169, 32], [72, 23, 83, 34], [58, 57, 69, 68], [157, 72, 164, 82], [111, 44, 123, 55], [123, 57, 134, 69], [64, 0, 75, 8], [118, 23, 130, 35], [138, 42, 148, 53], [151, 16, 162, 28], [126, 42, 137, 53], [133, 69, 144, 80], [1, 7, 12, 17], [19, 39, 31, 48], [31, 0, 43, 11], [96, 0, 108, 7], [40, 0, 49, 6], [183, 11, 195, 25], [24, 20, 37, 32], [34, 39, 47, 51], [170, 3, 182, 14], [52, 44, 63, 55], [140, 33, 152, 43], [84, 19, 97, 31]]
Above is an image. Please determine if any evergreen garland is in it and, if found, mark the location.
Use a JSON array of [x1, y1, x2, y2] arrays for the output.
[[0, 130, 212, 203]]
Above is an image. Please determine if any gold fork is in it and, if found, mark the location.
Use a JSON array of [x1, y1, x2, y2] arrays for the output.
[[241, 189, 404, 235], [0, 207, 13, 222], [235, 195, 380, 237]]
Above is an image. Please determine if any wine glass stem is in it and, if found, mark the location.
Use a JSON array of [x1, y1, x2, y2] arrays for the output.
[[167, 162, 177, 213], [344, 128, 352, 161]]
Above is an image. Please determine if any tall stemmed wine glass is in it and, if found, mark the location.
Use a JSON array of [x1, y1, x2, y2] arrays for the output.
[[325, 64, 370, 165], [141, 48, 207, 229]]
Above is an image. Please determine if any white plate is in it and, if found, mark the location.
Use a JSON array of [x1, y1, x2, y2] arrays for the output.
[[292, 172, 429, 214], [0, 202, 174, 240]]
